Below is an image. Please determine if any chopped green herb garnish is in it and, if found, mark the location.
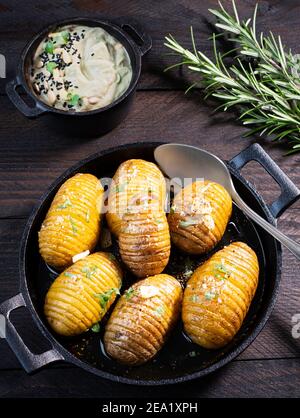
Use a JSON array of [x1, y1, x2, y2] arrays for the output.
[[155, 306, 165, 316], [67, 93, 81, 107], [182, 257, 195, 279], [53, 31, 69, 46], [205, 291, 216, 301], [69, 216, 78, 234], [81, 264, 98, 279], [45, 41, 54, 54], [183, 270, 193, 279], [46, 61, 58, 74], [61, 30, 70, 44], [124, 287, 135, 300], [154, 217, 163, 224], [64, 271, 77, 279], [189, 351, 197, 358], [214, 263, 231, 279], [170, 205, 177, 214], [95, 288, 120, 310], [108, 253, 116, 261], [114, 183, 127, 193], [179, 219, 199, 228], [57, 197, 72, 209], [190, 294, 199, 303], [85, 209, 90, 223], [90, 323, 101, 333]]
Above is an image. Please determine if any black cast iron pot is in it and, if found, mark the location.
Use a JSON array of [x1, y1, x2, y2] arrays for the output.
[[6, 18, 152, 137], [0, 142, 299, 385]]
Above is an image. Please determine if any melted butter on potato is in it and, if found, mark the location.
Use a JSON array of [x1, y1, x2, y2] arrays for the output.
[[104, 274, 183, 365], [182, 242, 259, 349], [168, 180, 232, 255], [139, 285, 159, 298], [38, 173, 104, 271]]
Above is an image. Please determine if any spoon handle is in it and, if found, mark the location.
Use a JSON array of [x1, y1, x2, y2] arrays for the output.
[[233, 191, 300, 260]]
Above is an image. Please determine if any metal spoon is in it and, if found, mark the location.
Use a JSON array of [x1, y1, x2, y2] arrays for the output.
[[154, 143, 300, 260]]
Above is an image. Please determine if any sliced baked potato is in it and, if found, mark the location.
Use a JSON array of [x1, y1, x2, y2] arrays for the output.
[[168, 180, 232, 255], [182, 241, 259, 349], [106, 159, 166, 237], [44, 252, 122, 336], [104, 274, 183, 365], [119, 209, 171, 278], [39, 173, 104, 271]]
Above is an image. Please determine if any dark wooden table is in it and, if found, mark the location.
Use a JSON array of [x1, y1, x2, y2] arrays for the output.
[[0, 0, 300, 398]]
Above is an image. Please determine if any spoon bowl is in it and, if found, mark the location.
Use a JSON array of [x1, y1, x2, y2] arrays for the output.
[[154, 143, 300, 261], [154, 143, 234, 191]]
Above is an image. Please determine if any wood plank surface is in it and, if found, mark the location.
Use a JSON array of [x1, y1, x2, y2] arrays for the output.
[[0, 359, 299, 398], [0, 91, 300, 219], [1, 0, 300, 93]]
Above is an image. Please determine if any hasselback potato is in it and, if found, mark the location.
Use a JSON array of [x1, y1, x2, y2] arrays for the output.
[[106, 159, 166, 237], [44, 252, 122, 336], [168, 180, 232, 255], [39, 173, 104, 271], [182, 241, 259, 349], [119, 208, 171, 277], [104, 274, 183, 365]]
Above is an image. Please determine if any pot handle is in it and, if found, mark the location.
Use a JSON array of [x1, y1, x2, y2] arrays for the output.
[[229, 143, 300, 218], [117, 20, 152, 56], [0, 293, 64, 373], [6, 78, 47, 118]]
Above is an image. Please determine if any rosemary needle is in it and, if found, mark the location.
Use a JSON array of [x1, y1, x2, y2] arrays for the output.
[[164, 0, 300, 154]]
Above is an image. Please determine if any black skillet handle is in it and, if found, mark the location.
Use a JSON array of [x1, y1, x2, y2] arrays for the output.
[[229, 143, 300, 218], [117, 19, 152, 56], [0, 293, 64, 373], [6, 77, 47, 118]]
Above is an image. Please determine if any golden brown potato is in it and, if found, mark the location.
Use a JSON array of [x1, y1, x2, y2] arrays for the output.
[[39, 173, 104, 271], [119, 209, 171, 278], [168, 180, 232, 255], [104, 274, 183, 365], [106, 159, 166, 237], [182, 242, 259, 349], [44, 252, 122, 336]]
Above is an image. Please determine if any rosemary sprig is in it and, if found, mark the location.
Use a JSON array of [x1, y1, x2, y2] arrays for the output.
[[164, 0, 300, 154]]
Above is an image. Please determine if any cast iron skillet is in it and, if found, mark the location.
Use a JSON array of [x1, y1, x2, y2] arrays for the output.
[[6, 18, 151, 137], [0, 142, 299, 385]]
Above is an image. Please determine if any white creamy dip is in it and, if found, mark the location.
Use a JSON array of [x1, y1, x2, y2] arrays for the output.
[[29, 25, 132, 111]]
